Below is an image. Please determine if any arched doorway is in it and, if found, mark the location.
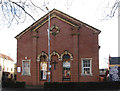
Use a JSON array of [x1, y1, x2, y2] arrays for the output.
[[50, 51, 61, 82], [37, 51, 48, 85]]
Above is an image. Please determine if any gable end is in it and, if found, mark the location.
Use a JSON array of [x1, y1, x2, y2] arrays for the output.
[[15, 9, 101, 39]]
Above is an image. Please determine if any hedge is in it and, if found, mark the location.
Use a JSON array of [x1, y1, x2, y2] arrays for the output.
[[2, 81, 25, 88], [44, 82, 120, 90]]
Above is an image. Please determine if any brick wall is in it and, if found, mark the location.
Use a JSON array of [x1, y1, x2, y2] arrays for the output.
[[16, 12, 100, 85]]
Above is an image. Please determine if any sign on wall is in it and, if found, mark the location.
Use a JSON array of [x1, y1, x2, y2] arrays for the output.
[[17, 67, 21, 73]]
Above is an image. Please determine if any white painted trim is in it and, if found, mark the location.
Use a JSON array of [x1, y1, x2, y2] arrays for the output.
[[81, 58, 93, 76], [22, 59, 31, 76]]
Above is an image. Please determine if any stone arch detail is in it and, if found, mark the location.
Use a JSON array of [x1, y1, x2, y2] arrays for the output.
[[37, 51, 48, 61], [50, 24, 60, 36], [50, 51, 61, 61], [61, 50, 73, 61]]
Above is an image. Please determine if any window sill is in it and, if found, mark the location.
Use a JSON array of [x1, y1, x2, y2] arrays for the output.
[[22, 73, 31, 76], [40, 79, 47, 81], [22, 74, 31, 76], [63, 78, 71, 81], [81, 73, 93, 76]]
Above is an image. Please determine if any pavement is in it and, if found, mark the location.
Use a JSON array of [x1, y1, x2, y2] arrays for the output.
[[2, 88, 44, 91], [1, 86, 120, 91], [1, 89, 120, 91], [2, 86, 44, 91]]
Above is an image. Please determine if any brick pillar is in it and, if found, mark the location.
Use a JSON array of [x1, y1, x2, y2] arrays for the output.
[[93, 33, 99, 81], [31, 31, 38, 85], [71, 30, 80, 82]]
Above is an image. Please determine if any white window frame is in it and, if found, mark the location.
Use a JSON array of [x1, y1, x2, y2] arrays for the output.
[[81, 58, 93, 76], [22, 59, 31, 76]]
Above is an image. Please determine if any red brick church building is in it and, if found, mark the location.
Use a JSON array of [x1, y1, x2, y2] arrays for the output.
[[15, 9, 101, 85]]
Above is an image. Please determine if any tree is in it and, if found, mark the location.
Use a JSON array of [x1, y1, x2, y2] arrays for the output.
[[0, 0, 119, 27], [104, 0, 119, 19], [0, 0, 47, 27]]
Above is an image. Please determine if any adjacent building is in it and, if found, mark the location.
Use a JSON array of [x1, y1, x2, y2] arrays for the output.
[[109, 57, 120, 81], [99, 68, 108, 81], [16, 9, 101, 85], [0, 53, 15, 80]]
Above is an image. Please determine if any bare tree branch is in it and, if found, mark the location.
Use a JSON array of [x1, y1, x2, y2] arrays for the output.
[[0, 0, 119, 27], [9, 0, 36, 21], [1, 3, 11, 27], [30, 0, 45, 12], [109, 0, 119, 17], [105, 0, 119, 19], [0, 0, 47, 27]]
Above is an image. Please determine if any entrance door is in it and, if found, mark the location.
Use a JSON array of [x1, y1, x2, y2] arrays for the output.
[[51, 56, 62, 82]]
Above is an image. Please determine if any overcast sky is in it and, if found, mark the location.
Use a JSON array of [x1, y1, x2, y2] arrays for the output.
[[0, 0, 118, 69]]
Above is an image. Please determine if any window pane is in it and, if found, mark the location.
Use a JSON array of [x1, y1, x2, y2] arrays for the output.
[[40, 55, 47, 61], [63, 61, 70, 80], [22, 60, 31, 76], [40, 70, 47, 80], [40, 62, 47, 80], [86, 68, 90, 74], [87, 60, 90, 67], [84, 68, 90, 74], [41, 71, 43, 79], [63, 54, 70, 59], [83, 62, 85, 67], [64, 70, 70, 77], [63, 61, 70, 68], [87, 62, 90, 67], [83, 60, 90, 67], [82, 59, 91, 75], [40, 62, 47, 70]]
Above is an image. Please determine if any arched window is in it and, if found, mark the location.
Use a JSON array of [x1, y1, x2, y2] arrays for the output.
[[40, 55, 47, 61], [39, 53, 48, 80], [63, 54, 70, 59], [40, 61, 47, 80], [61, 50, 73, 60], [63, 54, 71, 80]]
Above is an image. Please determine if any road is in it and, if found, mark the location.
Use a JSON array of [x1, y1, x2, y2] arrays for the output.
[[1, 88, 120, 91]]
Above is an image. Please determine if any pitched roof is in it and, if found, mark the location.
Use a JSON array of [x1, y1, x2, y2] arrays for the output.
[[15, 9, 101, 39], [0, 53, 14, 62]]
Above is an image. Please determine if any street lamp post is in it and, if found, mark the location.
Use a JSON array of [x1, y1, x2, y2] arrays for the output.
[[46, 7, 51, 82]]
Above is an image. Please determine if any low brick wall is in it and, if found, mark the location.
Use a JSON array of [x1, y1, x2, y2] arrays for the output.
[[2, 81, 25, 88]]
